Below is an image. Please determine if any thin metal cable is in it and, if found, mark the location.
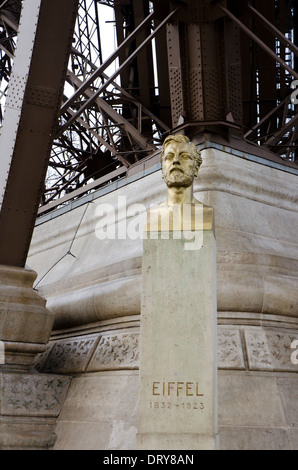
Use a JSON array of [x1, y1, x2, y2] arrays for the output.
[[33, 202, 91, 290]]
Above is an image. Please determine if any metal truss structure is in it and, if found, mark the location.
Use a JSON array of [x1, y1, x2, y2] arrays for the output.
[[0, 0, 298, 215], [0, 0, 20, 122]]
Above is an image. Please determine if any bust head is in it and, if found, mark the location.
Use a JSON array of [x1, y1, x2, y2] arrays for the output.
[[160, 134, 202, 189]]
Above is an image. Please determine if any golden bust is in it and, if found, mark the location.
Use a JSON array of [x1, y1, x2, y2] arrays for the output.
[[160, 134, 202, 206], [145, 134, 212, 245]]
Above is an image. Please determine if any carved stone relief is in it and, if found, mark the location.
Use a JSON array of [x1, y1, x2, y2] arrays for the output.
[[217, 327, 245, 370], [39, 336, 98, 374], [244, 328, 298, 372], [34, 326, 298, 374], [1, 372, 70, 417], [87, 333, 140, 371], [266, 331, 298, 371], [244, 329, 273, 371]]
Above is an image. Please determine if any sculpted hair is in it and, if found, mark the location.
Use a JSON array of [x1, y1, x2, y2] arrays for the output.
[[160, 134, 202, 168]]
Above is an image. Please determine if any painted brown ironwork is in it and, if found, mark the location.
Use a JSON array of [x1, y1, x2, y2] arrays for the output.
[[0, 0, 79, 266], [0, 0, 298, 217]]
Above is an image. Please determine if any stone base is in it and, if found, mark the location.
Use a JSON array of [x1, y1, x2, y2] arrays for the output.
[[0, 264, 55, 371], [136, 432, 219, 450], [0, 370, 71, 450], [0, 418, 57, 450]]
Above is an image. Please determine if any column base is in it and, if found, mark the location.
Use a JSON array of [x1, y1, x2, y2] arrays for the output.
[[0, 265, 69, 449], [0, 370, 71, 450], [0, 264, 55, 371]]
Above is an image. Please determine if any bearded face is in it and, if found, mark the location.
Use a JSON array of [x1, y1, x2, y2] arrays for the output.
[[161, 141, 198, 188]]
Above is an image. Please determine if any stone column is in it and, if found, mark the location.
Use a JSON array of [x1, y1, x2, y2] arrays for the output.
[[0, 265, 70, 449], [137, 204, 219, 450], [0, 265, 54, 370]]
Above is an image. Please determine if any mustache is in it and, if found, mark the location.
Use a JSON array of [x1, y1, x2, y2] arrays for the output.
[[169, 167, 184, 173]]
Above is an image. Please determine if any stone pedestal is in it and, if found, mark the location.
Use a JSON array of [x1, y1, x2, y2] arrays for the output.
[[137, 204, 219, 450], [0, 371, 71, 450], [0, 265, 55, 371], [0, 265, 70, 449]]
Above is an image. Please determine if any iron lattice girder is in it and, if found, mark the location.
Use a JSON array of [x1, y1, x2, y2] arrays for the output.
[[0, 0, 79, 267], [55, 0, 243, 178], [164, 3, 243, 129], [45, 0, 298, 206], [1, 0, 298, 218], [219, 3, 298, 80], [57, 7, 177, 139], [66, 67, 168, 157], [0, 0, 20, 123], [65, 71, 155, 158], [43, 2, 178, 204], [220, 1, 298, 160]]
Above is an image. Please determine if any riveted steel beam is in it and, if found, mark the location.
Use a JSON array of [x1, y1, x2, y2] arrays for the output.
[[0, 0, 79, 266], [60, 10, 154, 117], [57, 7, 178, 138], [218, 3, 298, 80], [165, 6, 242, 131], [248, 3, 298, 58]]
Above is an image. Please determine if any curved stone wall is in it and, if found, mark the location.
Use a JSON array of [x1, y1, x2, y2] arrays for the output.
[[28, 146, 298, 327]]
